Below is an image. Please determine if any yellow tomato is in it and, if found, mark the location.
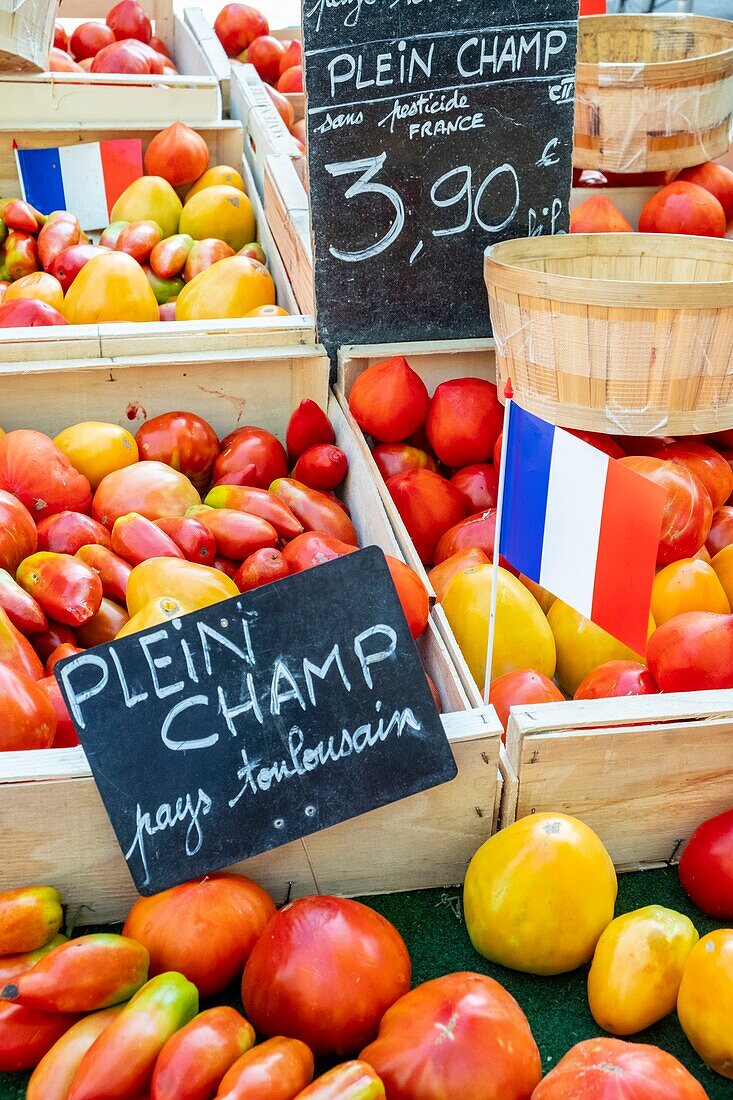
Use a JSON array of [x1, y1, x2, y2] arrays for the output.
[[62, 252, 159, 324], [54, 421, 138, 491], [179, 185, 255, 252], [519, 574, 555, 614], [678, 930, 733, 1079], [547, 600, 654, 696], [588, 905, 699, 1035], [441, 565, 555, 692], [117, 596, 193, 638], [126, 558, 239, 616], [651, 559, 730, 626], [712, 545, 733, 608], [184, 165, 246, 203], [245, 305, 289, 318], [4, 272, 63, 311], [463, 813, 617, 975], [175, 256, 275, 322]]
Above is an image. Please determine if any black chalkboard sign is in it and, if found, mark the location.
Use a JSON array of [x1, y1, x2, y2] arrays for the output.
[[55, 549, 456, 894], [302, 0, 579, 352]]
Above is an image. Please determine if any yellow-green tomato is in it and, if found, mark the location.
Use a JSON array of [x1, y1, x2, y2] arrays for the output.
[[587, 905, 699, 1035], [463, 813, 617, 976]]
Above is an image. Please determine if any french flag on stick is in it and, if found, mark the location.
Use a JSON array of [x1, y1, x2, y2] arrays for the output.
[[495, 400, 666, 658], [15, 140, 143, 231]]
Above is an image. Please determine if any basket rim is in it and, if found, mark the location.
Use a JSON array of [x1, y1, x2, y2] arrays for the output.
[[577, 12, 733, 79], [484, 233, 733, 309]]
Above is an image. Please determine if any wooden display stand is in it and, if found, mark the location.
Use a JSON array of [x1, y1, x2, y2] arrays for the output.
[[264, 154, 313, 316], [230, 63, 302, 199]]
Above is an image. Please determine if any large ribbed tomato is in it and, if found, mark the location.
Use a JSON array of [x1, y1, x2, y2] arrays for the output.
[[531, 1038, 709, 1099], [620, 457, 712, 563], [0, 490, 36, 573], [386, 470, 467, 564], [360, 972, 541, 1100], [0, 431, 92, 521], [242, 896, 411, 1057]]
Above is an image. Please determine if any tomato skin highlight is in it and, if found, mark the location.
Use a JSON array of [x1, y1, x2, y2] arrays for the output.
[[217, 1036, 315, 1100]]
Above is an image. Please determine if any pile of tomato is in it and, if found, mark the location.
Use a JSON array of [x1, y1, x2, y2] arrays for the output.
[[348, 354, 733, 717], [1, 799, 732, 1097], [0, 402, 431, 753]]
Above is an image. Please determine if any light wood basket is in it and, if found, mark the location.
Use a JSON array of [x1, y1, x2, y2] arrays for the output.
[[0, 0, 55, 71], [575, 14, 733, 173], [484, 233, 733, 437]]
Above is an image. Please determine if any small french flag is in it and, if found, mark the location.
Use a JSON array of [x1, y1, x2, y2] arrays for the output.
[[498, 403, 666, 655], [15, 140, 143, 231]]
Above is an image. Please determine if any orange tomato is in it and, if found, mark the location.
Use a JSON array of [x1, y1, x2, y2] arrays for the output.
[[532, 1038, 709, 1100], [245, 305, 289, 317], [125, 558, 238, 616], [489, 670, 563, 734], [712, 544, 733, 606], [677, 930, 733, 1079], [116, 596, 191, 638], [217, 1036, 314, 1100], [651, 558, 730, 625], [4, 273, 63, 312], [54, 422, 139, 490], [639, 181, 726, 237], [570, 195, 633, 233], [574, 660, 658, 700]]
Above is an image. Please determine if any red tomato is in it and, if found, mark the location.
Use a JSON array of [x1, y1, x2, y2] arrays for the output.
[[111, 513, 184, 566], [372, 445, 437, 481], [214, 556, 239, 580], [620, 457, 712, 563], [75, 545, 131, 605], [286, 400, 335, 463], [46, 643, 84, 675], [217, 1037, 314, 1100], [151, 1007, 255, 1100], [277, 66, 303, 93], [679, 808, 733, 919], [270, 480, 357, 545], [39, 676, 79, 748], [360, 972, 541, 1100], [567, 429, 625, 459], [265, 84, 295, 130], [214, 427, 288, 490], [0, 489, 37, 573], [386, 556, 429, 639], [531, 1037, 708, 1100], [0, 1002, 80, 1071], [707, 506, 733, 556], [205, 484, 303, 541], [281, 532, 357, 573], [450, 464, 499, 511], [652, 441, 733, 512], [123, 874, 275, 998], [0, 664, 57, 750], [135, 412, 220, 493], [386, 470, 468, 564], [70, 22, 115, 60], [187, 505, 278, 561], [50, 245, 109, 294], [647, 611, 733, 691], [75, 598, 129, 646], [91, 38, 153, 73], [434, 510, 516, 574], [242, 896, 411, 1057], [31, 622, 76, 663], [279, 39, 302, 75], [426, 378, 502, 467], [0, 606, 45, 680], [106, 0, 151, 43], [50, 46, 81, 72], [235, 548, 290, 592], [245, 36, 286, 84], [349, 357, 429, 444], [677, 162, 733, 220], [639, 181, 726, 237], [428, 548, 490, 602], [54, 22, 68, 51], [291, 445, 348, 491], [36, 512, 111, 555], [489, 670, 564, 735], [153, 517, 216, 566], [0, 431, 92, 522], [214, 3, 269, 57], [574, 660, 659, 700], [0, 570, 47, 635], [296, 1062, 385, 1099], [17, 553, 103, 628], [93, 461, 200, 529]]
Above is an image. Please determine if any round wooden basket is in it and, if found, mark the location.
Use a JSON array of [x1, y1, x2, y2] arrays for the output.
[[484, 233, 733, 437], [575, 14, 733, 173]]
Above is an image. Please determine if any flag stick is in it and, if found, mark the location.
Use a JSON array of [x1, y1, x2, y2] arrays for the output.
[[483, 380, 514, 706]]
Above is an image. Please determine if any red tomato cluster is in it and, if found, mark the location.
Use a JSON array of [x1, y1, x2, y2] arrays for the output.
[[0, 403, 430, 752], [214, 5, 303, 96], [571, 160, 733, 237], [52, 1, 177, 76]]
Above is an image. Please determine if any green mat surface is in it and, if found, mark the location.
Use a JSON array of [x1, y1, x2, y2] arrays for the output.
[[1, 867, 731, 1098]]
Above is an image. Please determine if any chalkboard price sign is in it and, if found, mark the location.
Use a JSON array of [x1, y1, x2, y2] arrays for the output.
[[55, 549, 457, 894], [302, 0, 579, 351]]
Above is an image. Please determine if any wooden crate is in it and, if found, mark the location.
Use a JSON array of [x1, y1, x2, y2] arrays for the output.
[[0, 123, 314, 361], [230, 62, 302, 199], [0, 356, 503, 921], [185, 14, 304, 124], [264, 154, 314, 316], [502, 693, 733, 869], [0, 0, 221, 126]]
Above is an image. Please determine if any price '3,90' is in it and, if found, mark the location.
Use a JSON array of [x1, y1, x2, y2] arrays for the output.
[[325, 152, 522, 264]]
